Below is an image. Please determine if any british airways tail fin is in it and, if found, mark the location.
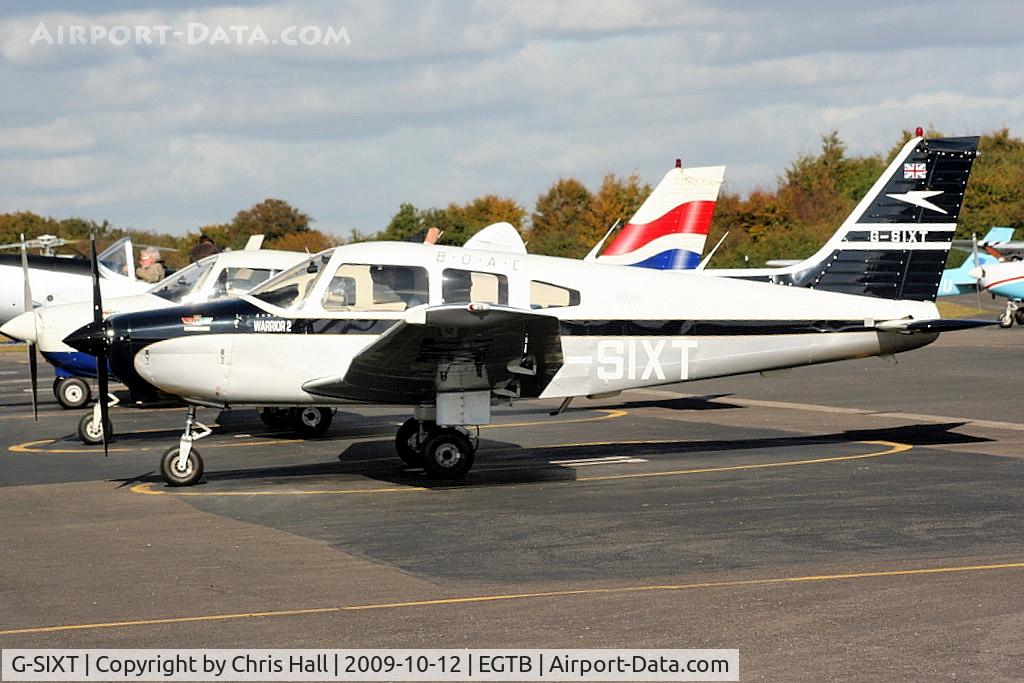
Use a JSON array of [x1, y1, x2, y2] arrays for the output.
[[593, 164, 725, 269], [718, 133, 980, 302]]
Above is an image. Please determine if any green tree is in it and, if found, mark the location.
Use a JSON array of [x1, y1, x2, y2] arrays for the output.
[[527, 178, 593, 257]]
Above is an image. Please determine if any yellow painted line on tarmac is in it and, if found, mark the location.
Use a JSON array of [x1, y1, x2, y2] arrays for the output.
[[7, 410, 627, 456], [128, 440, 910, 497], [130, 481, 426, 497], [0, 407, 183, 421], [9, 436, 299, 455], [577, 440, 912, 482], [480, 408, 627, 430], [2, 560, 1022, 636]]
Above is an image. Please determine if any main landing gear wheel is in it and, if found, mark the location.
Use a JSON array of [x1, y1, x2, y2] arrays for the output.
[[160, 447, 204, 487], [56, 377, 91, 409], [421, 428, 475, 479], [77, 412, 112, 445], [259, 407, 291, 429], [289, 407, 333, 437], [1015, 308, 1024, 326], [395, 418, 436, 467]]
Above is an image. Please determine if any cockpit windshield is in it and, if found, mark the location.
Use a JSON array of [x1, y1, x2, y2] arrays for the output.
[[98, 236, 133, 278], [150, 257, 216, 303], [250, 249, 335, 310]]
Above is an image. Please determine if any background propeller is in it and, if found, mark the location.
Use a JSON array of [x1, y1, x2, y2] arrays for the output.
[[19, 234, 38, 420], [972, 232, 983, 310], [89, 230, 111, 457]]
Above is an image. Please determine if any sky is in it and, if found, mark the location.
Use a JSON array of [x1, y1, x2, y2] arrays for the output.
[[0, 0, 1021, 237]]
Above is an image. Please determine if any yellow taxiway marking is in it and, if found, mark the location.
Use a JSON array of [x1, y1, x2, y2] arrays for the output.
[[129, 440, 911, 497], [2, 560, 1021, 636], [10, 436, 298, 455], [131, 482, 426, 496], [7, 410, 627, 456], [0, 406, 183, 421], [577, 439, 912, 482]]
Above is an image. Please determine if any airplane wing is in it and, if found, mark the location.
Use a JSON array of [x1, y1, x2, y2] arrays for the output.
[[301, 304, 564, 403]]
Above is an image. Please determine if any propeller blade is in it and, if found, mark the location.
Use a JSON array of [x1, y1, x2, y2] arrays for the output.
[[20, 234, 38, 420], [89, 231, 110, 457], [972, 232, 982, 310]]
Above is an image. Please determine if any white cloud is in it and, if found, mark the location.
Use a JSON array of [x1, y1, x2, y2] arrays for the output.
[[0, 0, 1021, 234]]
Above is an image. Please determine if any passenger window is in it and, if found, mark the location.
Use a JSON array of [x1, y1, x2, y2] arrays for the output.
[[442, 269, 508, 305], [322, 264, 429, 312], [530, 280, 580, 309]]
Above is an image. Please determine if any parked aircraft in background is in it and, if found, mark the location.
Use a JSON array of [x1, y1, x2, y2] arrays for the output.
[[1, 245, 304, 429], [936, 227, 1012, 297], [60, 133, 988, 488], [0, 236, 151, 326], [971, 259, 1024, 327], [586, 163, 726, 269]]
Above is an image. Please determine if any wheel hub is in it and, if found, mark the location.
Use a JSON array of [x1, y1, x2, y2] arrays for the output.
[[435, 443, 462, 468]]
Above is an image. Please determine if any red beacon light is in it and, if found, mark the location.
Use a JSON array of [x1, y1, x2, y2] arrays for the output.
[[675, 158, 682, 168], [915, 126, 924, 137]]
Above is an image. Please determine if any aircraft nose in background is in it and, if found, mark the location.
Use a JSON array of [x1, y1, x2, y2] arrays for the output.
[[968, 266, 987, 282], [63, 319, 109, 357], [0, 311, 38, 343]]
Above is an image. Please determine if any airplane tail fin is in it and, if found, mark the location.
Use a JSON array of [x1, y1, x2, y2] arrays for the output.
[[594, 164, 725, 269], [980, 227, 1015, 244], [767, 133, 980, 302]]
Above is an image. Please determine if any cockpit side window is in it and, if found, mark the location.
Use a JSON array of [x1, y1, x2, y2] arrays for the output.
[[442, 269, 508, 305], [530, 280, 581, 309], [322, 264, 429, 312]]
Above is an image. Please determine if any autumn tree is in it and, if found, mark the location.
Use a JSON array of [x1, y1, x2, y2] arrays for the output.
[[527, 178, 593, 257]]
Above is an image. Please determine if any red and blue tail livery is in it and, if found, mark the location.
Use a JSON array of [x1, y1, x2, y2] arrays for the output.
[[594, 164, 725, 270]]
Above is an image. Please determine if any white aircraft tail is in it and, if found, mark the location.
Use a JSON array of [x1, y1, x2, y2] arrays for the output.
[[592, 163, 725, 269]]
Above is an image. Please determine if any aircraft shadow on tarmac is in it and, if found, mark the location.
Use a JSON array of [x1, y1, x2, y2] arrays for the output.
[[112, 421, 991, 492]]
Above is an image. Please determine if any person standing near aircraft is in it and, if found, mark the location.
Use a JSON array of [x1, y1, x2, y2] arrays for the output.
[[136, 247, 165, 283], [190, 233, 220, 261]]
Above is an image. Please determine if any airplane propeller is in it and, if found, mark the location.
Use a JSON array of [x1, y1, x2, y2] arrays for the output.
[[89, 231, 111, 457], [19, 234, 38, 420], [972, 232, 982, 310]]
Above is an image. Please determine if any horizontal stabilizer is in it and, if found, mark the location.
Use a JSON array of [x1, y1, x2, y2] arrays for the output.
[[876, 318, 998, 333]]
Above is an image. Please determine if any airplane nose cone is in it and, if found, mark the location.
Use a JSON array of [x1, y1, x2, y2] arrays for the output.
[[0, 311, 38, 343], [63, 319, 110, 357]]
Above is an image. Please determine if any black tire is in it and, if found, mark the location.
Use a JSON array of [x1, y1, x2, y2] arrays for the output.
[[395, 418, 435, 467], [999, 313, 1014, 329], [77, 412, 112, 445], [1015, 308, 1024, 326], [160, 447, 204, 487], [289, 407, 333, 437], [56, 377, 91, 409], [259, 407, 291, 429], [421, 428, 475, 479]]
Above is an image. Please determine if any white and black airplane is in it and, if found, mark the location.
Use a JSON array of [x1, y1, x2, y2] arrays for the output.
[[0, 236, 151, 326], [63, 133, 986, 487]]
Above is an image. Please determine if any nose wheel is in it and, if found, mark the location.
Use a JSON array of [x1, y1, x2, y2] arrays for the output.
[[160, 446, 204, 487], [159, 405, 210, 486]]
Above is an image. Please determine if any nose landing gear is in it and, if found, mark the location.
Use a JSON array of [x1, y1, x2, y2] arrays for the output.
[[159, 405, 211, 487]]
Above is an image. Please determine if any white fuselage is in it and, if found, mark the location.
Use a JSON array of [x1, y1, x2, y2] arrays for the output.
[[0, 263, 149, 326], [129, 241, 939, 408]]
